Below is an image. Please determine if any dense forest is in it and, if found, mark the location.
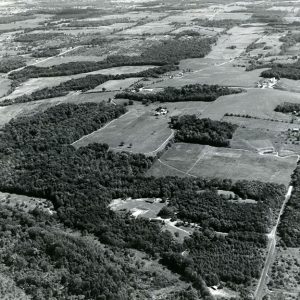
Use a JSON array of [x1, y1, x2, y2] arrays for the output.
[[0, 102, 286, 298], [274, 102, 300, 113], [116, 84, 242, 103], [0, 206, 199, 300], [261, 60, 300, 80], [0, 56, 26, 73], [2, 65, 177, 105], [170, 115, 238, 147], [278, 166, 300, 247], [161, 189, 282, 233]]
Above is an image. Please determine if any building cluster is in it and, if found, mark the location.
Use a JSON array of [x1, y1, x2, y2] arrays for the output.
[[257, 77, 277, 89]]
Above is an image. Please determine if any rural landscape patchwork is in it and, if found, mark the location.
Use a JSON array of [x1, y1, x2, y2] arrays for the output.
[[1, 0, 300, 299]]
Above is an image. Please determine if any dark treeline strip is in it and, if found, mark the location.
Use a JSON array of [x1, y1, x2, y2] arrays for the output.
[[8, 55, 167, 81], [278, 167, 300, 247], [9, 37, 215, 81], [0, 102, 285, 295], [116, 84, 242, 103], [170, 115, 238, 147], [261, 60, 300, 80], [32, 48, 60, 58], [274, 102, 300, 113], [1, 65, 177, 106]]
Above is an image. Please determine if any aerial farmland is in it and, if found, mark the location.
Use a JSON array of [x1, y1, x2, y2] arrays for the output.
[[0, 0, 300, 299]]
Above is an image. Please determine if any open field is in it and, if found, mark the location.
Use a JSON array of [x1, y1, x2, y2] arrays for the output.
[[276, 78, 300, 94], [72, 106, 173, 155], [148, 62, 264, 88], [89, 77, 142, 92], [0, 192, 54, 214], [200, 88, 300, 121], [206, 25, 265, 61], [231, 126, 300, 156], [34, 55, 107, 67], [147, 143, 297, 186]]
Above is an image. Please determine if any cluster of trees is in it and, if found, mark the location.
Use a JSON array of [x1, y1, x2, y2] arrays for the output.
[[0, 102, 285, 296], [274, 102, 300, 113], [261, 60, 300, 80], [32, 48, 60, 58], [2, 65, 177, 105], [116, 84, 242, 103], [162, 187, 284, 233], [0, 56, 26, 73], [279, 32, 300, 54], [14, 32, 65, 43], [170, 115, 238, 147], [140, 37, 215, 64]]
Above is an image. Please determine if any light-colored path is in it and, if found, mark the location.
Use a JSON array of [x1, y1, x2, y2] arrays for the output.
[[254, 185, 293, 300]]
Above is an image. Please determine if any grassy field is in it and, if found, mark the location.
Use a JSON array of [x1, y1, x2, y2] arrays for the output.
[[200, 88, 300, 121], [147, 143, 297, 186], [206, 25, 264, 61], [231, 126, 300, 156], [89, 77, 141, 92], [0, 191, 54, 214], [72, 106, 173, 155], [0, 77, 11, 98], [34, 55, 107, 67], [148, 62, 264, 88]]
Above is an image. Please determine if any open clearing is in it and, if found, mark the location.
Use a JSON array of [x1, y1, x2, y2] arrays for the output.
[[206, 25, 265, 61], [89, 77, 141, 92], [147, 143, 297, 186], [0, 192, 54, 214], [72, 106, 173, 155], [200, 89, 300, 121], [149, 61, 264, 88], [231, 125, 300, 156]]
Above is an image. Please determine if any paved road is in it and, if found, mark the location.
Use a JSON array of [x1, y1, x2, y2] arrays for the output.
[[254, 185, 293, 299]]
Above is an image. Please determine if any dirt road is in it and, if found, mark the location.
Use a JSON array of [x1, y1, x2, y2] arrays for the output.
[[254, 185, 293, 299]]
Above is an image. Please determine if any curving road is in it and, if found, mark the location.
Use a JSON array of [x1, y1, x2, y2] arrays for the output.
[[254, 185, 293, 300]]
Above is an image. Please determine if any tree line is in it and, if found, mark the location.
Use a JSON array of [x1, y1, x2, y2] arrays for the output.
[[2, 65, 177, 106], [116, 84, 242, 103]]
